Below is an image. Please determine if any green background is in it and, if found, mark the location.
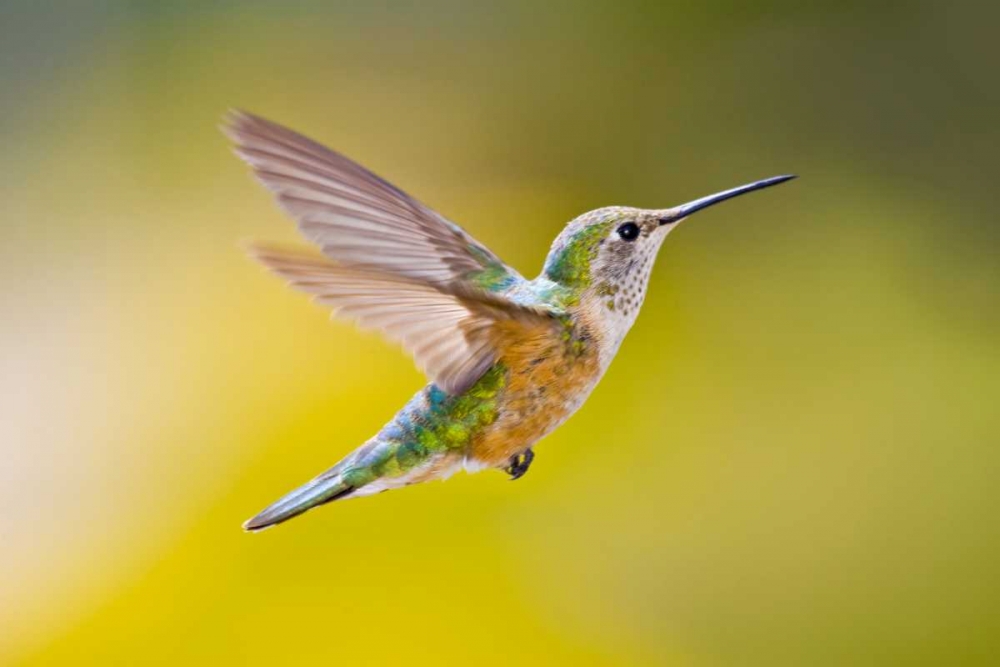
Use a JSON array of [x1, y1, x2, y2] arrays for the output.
[[2, 1, 997, 664]]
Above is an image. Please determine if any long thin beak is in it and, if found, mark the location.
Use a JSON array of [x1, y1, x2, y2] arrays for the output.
[[660, 174, 796, 224]]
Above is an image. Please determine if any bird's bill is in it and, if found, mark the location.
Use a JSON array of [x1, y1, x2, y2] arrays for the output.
[[659, 174, 796, 224]]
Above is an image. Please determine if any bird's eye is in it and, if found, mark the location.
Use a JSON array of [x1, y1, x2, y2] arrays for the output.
[[617, 222, 640, 241]]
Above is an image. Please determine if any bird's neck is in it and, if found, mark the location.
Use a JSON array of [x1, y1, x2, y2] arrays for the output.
[[573, 282, 646, 369], [527, 273, 647, 369]]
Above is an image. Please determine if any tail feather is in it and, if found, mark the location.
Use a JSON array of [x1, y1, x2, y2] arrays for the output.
[[244, 395, 466, 531], [243, 473, 355, 532]]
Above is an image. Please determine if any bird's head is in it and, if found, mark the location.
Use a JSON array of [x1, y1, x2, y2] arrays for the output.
[[542, 175, 795, 326]]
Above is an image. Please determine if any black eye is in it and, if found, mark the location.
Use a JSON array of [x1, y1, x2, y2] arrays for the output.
[[617, 222, 640, 241]]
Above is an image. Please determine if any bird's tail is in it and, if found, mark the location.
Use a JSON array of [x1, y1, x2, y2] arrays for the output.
[[243, 436, 455, 532], [242, 469, 356, 532]]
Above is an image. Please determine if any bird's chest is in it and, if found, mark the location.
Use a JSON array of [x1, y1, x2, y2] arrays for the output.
[[467, 325, 603, 468]]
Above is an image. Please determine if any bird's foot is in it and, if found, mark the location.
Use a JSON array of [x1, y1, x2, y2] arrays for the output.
[[504, 449, 535, 480]]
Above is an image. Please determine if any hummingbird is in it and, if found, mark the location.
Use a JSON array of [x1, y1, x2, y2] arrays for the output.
[[225, 111, 794, 531]]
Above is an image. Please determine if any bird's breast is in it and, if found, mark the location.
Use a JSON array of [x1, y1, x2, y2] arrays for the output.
[[467, 319, 603, 469]]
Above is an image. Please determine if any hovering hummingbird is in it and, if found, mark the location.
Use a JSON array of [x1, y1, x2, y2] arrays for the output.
[[225, 111, 794, 531]]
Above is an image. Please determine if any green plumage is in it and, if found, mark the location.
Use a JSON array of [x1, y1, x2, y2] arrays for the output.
[[543, 219, 613, 288], [243, 366, 507, 529]]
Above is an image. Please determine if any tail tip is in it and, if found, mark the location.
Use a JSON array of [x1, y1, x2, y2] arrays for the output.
[[242, 514, 275, 533]]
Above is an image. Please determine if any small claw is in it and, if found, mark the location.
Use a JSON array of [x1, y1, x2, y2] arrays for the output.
[[505, 448, 535, 480]]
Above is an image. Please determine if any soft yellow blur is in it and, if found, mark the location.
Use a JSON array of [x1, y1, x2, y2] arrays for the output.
[[2, 3, 998, 665]]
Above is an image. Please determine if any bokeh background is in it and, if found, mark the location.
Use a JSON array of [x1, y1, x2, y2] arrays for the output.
[[2, 1, 998, 665]]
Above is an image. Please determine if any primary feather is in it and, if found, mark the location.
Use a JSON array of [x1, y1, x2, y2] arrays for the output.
[[224, 110, 520, 288]]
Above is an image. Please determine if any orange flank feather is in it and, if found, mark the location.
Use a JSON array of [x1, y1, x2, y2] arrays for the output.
[[468, 316, 602, 469]]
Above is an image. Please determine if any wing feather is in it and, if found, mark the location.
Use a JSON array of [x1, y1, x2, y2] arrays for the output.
[[249, 246, 555, 394], [225, 111, 519, 288]]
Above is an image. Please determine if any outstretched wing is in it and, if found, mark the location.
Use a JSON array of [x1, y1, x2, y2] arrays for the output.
[[250, 246, 557, 395], [224, 111, 520, 291]]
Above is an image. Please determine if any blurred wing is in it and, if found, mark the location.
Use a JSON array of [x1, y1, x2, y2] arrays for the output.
[[250, 246, 556, 394], [225, 111, 520, 290]]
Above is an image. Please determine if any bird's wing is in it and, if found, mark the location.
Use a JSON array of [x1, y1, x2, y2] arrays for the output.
[[224, 111, 520, 291], [250, 246, 559, 395]]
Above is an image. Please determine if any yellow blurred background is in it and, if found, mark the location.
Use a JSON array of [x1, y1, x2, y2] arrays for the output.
[[2, 2, 998, 665]]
